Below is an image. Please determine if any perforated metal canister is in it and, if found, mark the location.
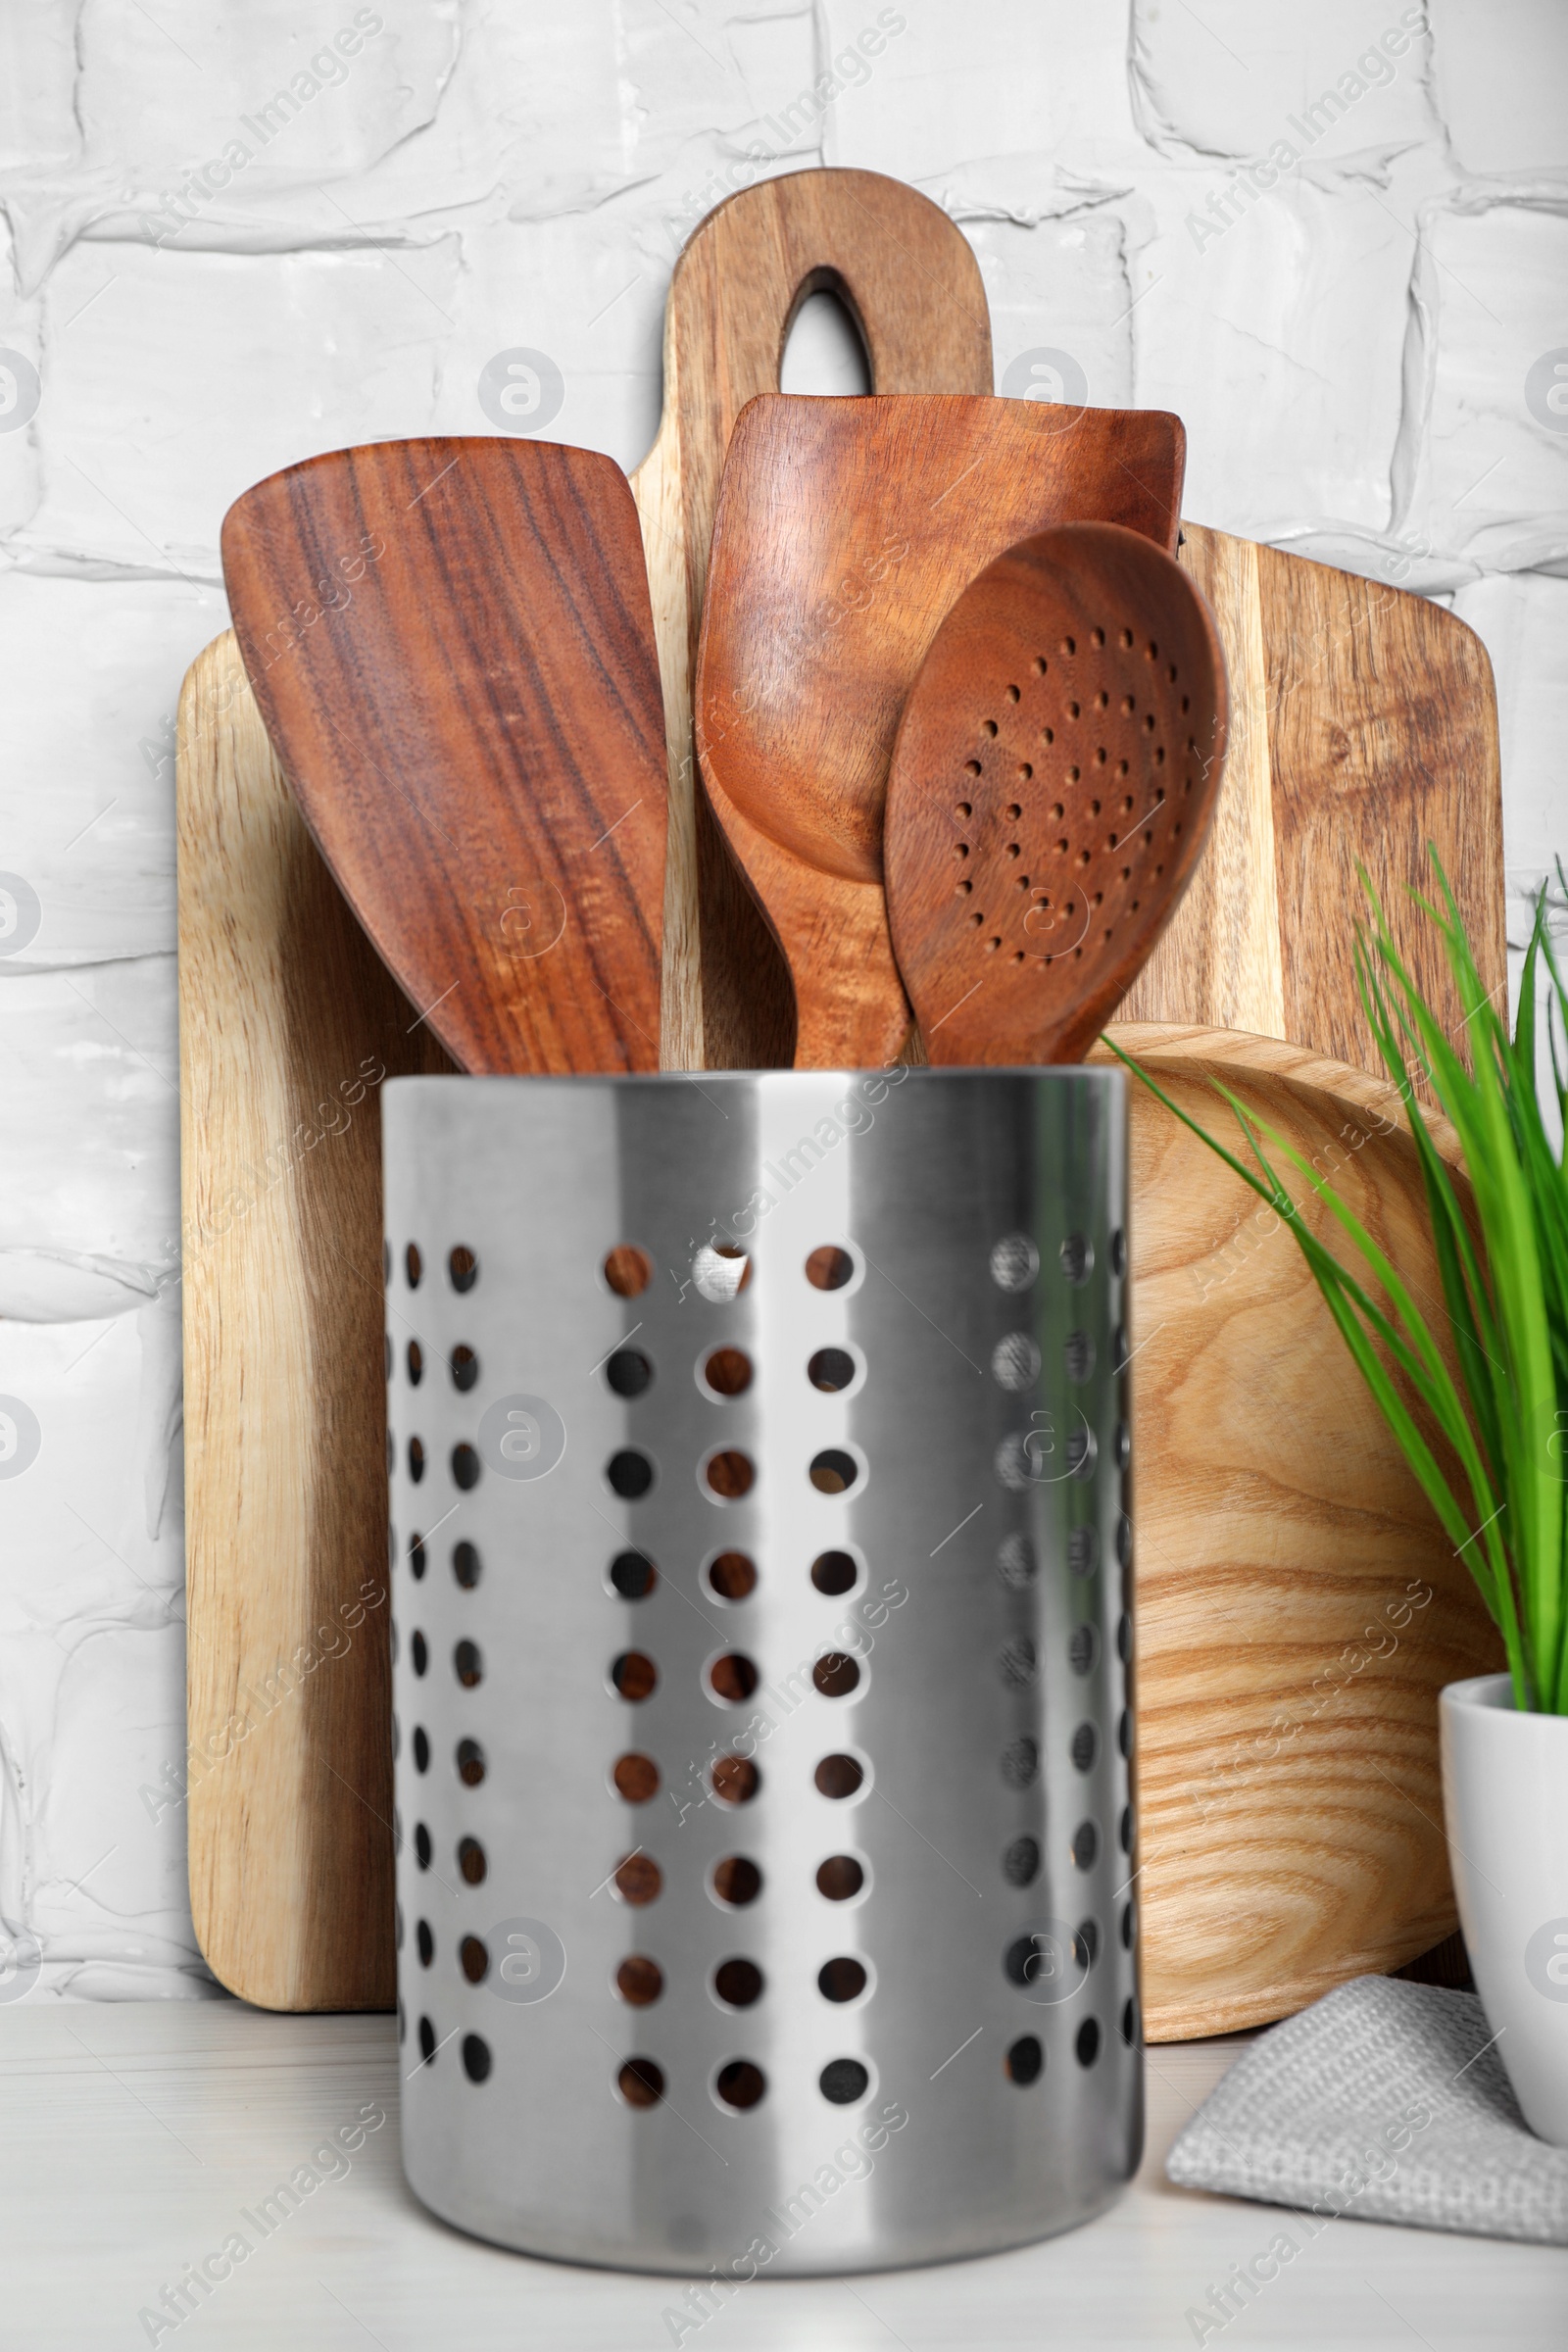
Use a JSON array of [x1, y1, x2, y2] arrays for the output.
[[383, 1066, 1138, 2274]]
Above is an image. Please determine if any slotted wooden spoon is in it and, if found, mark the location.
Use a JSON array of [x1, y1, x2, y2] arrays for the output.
[[885, 521, 1227, 1064], [220, 436, 667, 1075], [695, 394, 1185, 1068]]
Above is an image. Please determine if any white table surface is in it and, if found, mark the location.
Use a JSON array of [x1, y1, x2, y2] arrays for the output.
[[3, 2002, 1563, 2349]]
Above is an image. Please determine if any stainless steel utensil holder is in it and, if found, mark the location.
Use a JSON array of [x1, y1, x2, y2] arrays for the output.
[[383, 1066, 1138, 2274]]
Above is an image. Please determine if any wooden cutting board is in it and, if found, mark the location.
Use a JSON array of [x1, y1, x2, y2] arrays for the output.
[[180, 164, 1507, 2016], [1130, 529, 1506, 1067], [1101, 1024, 1503, 2041], [178, 168, 992, 2010]]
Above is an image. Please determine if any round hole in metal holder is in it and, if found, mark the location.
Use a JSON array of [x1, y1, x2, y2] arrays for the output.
[[408, 1534, 426, 1582], [412, 1728, 429, 1773], [448, 1246, 478, 1294], [451, 1442, 480, 1491], [1121, 1998, 1139, 2045], [416, 1919, 433, 1967], [990, 1233, 1038, 1293], [451, 1345, 479, 1393], [1067, 1623, 1099, 1676], [456, 1739, 485, 1788], [808, 1346, 858, 1394], [417, 2014, 435, 2062], [809, 1447, 858, 1494], [454, 1638, 482, 1689], [1072, 1820, 1099, 1870], [810, 1549, 859, 1596], [406, 1243, 422, 1290], [607, 1448, 655, 1498], [805, 1245, 856, 1292], [616, 1955, 662, 2006], [1004, 1835, 1040, 1886], [613, 1852, 662, 1905], [613, 1752, 660, 1803], [694, 1244, 752, 1302], [617, 2057, 663, 2108], [453, 1541, 481, 1590], [460, 1935, 488, 1984], [708, 1652, 760, 1704], [704, 1448, 755, 1500], [1006, 2034, 1044, 2085], [606, 1348, 653, 1398], [612, 1650, 658, 1701], [458, 1837, 487, 1886], [1068, 1526, 1099, 1578], [715, 2060, 766, 2110], [707, 1550, 757, 1600], [713, 1958, 763, 2008], [816, 1853, 865, 1902], [610, 1549, 657, 1599], [814, 1753, 864, 1800], [1059, 1232, 1094, 1284], [702, 1346, 753, 1397], [710, 1755, 760, 1804], [462, 2034, 491, 2082], [812, 1650, 860, 1698], [819, 2058, 870, 2106], [1071, 1722, 1099, 1773], [603, 1245, 652, 1298], [414, 1824, 431, 1870], [408, 1436, 425, 1485], [411, 1632, 428, 1678], [407, 1339, 423, 1386], [1076, 2018, 1102, 2067], [1066, 1425, 1098, 1480], [817, 1956, 868, 2003], [711, 1855, 762, 1907]]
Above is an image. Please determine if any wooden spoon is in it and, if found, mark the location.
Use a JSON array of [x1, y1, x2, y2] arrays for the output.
[[694, 392, 1186, 1069], [220, 436, 666, 1075], [885, 522, 1227, 1065]]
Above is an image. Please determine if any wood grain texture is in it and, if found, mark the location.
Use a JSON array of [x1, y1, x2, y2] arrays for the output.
[[636, 171, 997, 1069], [178, 634, 455, 2011], [697, 395, 1186, 1066], [886, 523, 1225, 1066], [1096, 1024, 1504, 2041], [221, 438, 666, 1077], [1120, 525, 1505, 1067]]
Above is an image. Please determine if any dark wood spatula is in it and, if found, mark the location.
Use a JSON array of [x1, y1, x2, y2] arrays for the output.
[[695, 393, 1185, 1069], [220, 437, 666, 1074], [885, 521, 1227, 1065]]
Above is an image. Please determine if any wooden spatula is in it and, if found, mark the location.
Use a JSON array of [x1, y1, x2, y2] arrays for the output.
[[885, 522, 1227, 1065], [220, 437, 666, 1074], [694, 392, 1185, 1068]]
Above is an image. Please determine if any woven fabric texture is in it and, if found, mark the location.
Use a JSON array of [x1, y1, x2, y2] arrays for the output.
[[1166, 1975, 1568, 2245]]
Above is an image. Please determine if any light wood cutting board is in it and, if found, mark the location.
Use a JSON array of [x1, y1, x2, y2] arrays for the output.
[[1100, 1024, 1503, 2041], [180, 165, 1506, 2015], [179, 169, 992, 2010]]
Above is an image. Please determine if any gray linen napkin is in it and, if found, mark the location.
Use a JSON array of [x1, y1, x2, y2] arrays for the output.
[[1165, 1974, 1568, 2245]]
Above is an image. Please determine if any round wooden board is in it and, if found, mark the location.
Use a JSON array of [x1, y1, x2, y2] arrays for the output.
[[1096, 1025, 1503, 2040]]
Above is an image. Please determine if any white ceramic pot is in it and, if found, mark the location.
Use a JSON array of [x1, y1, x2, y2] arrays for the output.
[[1440, 1672, 1568, 2144]]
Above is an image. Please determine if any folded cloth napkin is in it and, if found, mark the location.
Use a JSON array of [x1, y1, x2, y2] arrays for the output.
[[1165, 1974, 1568, 2245]]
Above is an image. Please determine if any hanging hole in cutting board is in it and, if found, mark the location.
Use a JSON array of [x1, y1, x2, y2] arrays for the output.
[[779, 285, 871, 397]]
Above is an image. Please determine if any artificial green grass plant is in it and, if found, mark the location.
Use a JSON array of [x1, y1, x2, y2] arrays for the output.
[[1109, 859, 1568, 1714]]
